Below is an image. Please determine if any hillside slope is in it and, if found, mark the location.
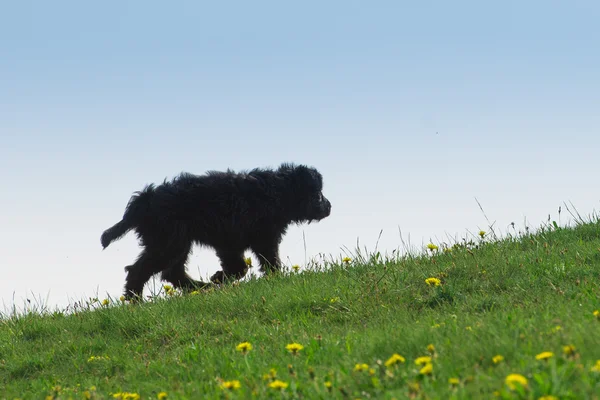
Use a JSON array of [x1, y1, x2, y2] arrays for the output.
[[1, 219, 600, 399]]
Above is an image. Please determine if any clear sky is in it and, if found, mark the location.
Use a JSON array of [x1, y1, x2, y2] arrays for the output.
[[2, 1, 599, 313]]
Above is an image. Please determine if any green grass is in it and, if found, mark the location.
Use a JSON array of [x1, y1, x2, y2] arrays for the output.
[[2, 215, 600, 399]]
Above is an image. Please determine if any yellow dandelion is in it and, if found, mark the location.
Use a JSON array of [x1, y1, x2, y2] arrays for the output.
[[563, 345, 576, 356], [419, 363, 433, 375], [384, 353, 406, 367], [244, 257, 252, 266], [262, 368, 278, 381], [414, 356, 432, 366], [236, 341, 252, 353], [163, 285, 172, 291], [448, 377, 460, 386], [285, 343, 304, 355], [83, 391, 92, 400], [408, 382, 420, 393], [539, 396, 559, 400], [190, 290, 199, 296], [102, 298, 109, 306], [268, 380, 289, 390], [427, 344, 435, 354], [535, 351, 554, 361], [594, 310, 600, 318], [591, 360, 600, 372], [87, 355, 109, 362], [354, 363, 370, 372], [425, 277, 441, 286], [112, 393, 140, 400], [465, 326, 473, 331], [342, 256, 352, 263], [479, 230, 486, 238], [492, 355, 504, 364], [324, 381, 333, 390], [291, 264, 300, 272], [220, 380, 241, 390], [157, 392, 168, 399], [119, 295, 126, 302], [505, 373, 528, 390], [426, 243, 439, 252]]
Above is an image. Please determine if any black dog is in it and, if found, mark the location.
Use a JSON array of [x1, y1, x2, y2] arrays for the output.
[[101, 163, 332, 300]]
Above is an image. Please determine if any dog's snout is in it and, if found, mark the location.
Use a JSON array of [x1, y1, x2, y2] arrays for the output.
[[324, 198, 332, 215]]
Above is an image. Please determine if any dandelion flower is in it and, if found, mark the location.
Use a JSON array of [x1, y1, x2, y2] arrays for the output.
[[102, 299, 109, 306], [190, 290, 199, 296], [479, 230, 486, 238], [112, 393, 140, 400], [324, 381, 332, 390], [87, 355, 109, 362], [408, 382, 420, 393], [505, 373, 528, 390], [425, 277, 441, 286], [419, 363, 433, 375], [465, 326, 473, 331], [384, 353, 406, 367], [268, 380, 289, 390], [119, 295, 126, 302], [492, 355, 504, 364], [448, 377, 460, 386], [244, 257, 253, 266], [594, 310, 600, 318], [591, 360, 600, 372], [163, 285, 172, 291], [291, 264, 300, 272], [262, 368, 278, 381], [285, 343, 304, 355], [426, 243, 439, 252], [535, 351, 554, 361], [414, 356, 432, 366], [354, 363, 369, 372], [220, 380, 241, 390], [562, 345, 576, 356], [539, 396, 559, 400], [342, 256, 352, 263], [157, 392, 168, 399], [236, 341, 253, 353], [427, 344, 435, 354]]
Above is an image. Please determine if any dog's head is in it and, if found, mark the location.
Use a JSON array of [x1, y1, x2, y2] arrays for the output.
[[278, 163, 332, 223]]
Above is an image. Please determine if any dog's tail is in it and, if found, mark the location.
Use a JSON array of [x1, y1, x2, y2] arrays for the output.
[[101, 184, 155, 249]]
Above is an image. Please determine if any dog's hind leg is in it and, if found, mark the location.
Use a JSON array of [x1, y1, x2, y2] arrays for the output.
[[124, 243, 188, 300], [160, 245, 211, 291], [210, 249, 249, 284]]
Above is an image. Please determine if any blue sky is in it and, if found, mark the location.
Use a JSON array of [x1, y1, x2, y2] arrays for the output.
[[1, 0, 599, 312]]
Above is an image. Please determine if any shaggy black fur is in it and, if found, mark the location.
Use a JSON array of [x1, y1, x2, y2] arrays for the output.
[[101, 163, 332, 300]]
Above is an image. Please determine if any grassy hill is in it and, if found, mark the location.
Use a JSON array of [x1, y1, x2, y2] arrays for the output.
[[1, 216, 600, 399]]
